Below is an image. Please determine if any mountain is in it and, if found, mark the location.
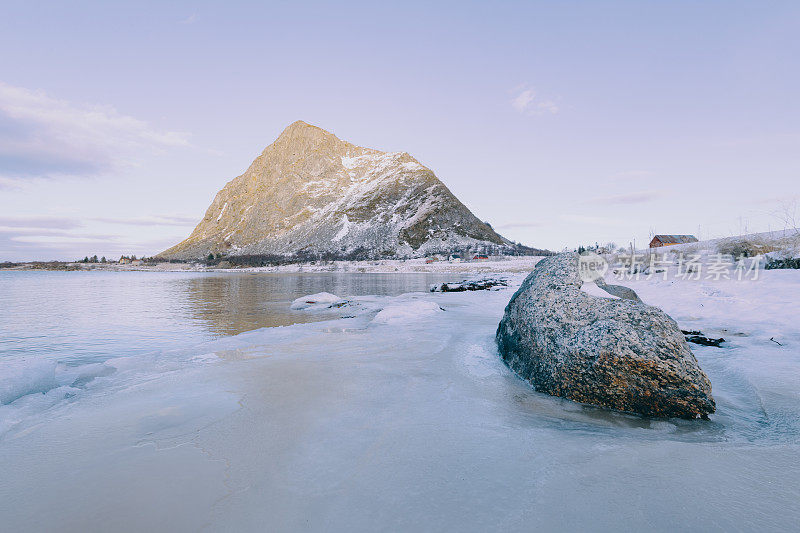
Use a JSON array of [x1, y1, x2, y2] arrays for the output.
[[159, 121, 517, 261]]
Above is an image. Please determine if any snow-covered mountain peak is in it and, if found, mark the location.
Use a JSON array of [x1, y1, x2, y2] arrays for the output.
[[159, 122, 511, 260]]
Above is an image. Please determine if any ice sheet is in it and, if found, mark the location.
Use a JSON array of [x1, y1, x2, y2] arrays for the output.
[[1, 272, 799, 531]]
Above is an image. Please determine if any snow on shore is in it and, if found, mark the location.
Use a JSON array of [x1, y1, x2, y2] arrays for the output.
[[1, 268, 799, 530], [4, 255, 545, 274], [290, 292, 346, 310], [226, 256, 543, 274]]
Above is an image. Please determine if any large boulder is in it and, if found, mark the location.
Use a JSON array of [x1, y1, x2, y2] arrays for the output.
[[496, 253, 715, 419]]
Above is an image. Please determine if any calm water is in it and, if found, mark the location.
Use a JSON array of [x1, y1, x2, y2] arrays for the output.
[[0, 270, 453, 367]]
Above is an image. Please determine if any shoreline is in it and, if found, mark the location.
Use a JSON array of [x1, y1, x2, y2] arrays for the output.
[[0, 255, 545, 274]]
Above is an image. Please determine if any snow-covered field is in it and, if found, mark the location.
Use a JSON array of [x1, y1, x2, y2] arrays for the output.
[[1, 267, 799, 531]]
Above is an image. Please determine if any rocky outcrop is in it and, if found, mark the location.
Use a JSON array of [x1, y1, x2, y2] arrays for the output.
[[159, 121, 511, 260], [496, 253, 715, 419]]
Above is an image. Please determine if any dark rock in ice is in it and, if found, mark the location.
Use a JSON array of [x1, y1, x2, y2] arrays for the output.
[[430, 278, 507, 293], [681, 331, 725, 347]]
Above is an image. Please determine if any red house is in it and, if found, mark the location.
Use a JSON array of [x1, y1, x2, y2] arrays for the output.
[[649, 234, 698, 248]]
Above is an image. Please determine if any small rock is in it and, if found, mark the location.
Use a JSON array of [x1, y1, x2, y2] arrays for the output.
[[685, 336, 725, 347], [680, 330, 725, 347], [430, 277, 507, 292]]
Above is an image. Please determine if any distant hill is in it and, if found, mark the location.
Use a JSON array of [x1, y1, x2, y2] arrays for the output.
[[160, 121, 541, 261]]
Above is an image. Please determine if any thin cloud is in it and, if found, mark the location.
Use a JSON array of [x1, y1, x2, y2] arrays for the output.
[[587, 190, 665, 205], [0, 226, 121, 258], [11, 234, 120, 245], [511, 90, 535, 112], [179, 13, 198, 24], [0, 227, 74, 237], [496, 222, 543, 230], [92, 215, 198, 227], [0, 216, 84, 229], [609, 170, 655, 181], [0, 214, 192, 261], [511, 86, 559, 116], [0, 228, 177, 261], [0, 82, 190, 180], [0, 176, 22, 190], [752, 194, 800, 206], [560, 213, 626, 226]]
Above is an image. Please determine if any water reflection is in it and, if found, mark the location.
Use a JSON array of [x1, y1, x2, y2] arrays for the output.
[[178, 272, 454, 337], [0, 271, 456, 366]]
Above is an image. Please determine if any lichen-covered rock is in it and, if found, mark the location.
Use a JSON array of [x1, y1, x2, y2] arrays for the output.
[[496, 253, 715, 419]]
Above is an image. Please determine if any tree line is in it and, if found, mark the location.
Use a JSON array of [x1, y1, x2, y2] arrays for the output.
[[76, 254, 150, 263]]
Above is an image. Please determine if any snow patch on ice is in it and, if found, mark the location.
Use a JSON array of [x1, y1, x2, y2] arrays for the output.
[[290, 292, 346, 310], [371, 300, 444, 325]]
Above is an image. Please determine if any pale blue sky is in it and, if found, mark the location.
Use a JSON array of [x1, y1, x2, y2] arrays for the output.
[[1, 1, 798, 260]]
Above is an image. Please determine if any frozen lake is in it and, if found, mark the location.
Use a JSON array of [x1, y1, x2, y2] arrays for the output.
[[1, 270, 799, 531]]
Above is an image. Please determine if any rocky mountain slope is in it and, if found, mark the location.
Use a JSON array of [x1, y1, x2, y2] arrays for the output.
[[159, 121, 514, 260]]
